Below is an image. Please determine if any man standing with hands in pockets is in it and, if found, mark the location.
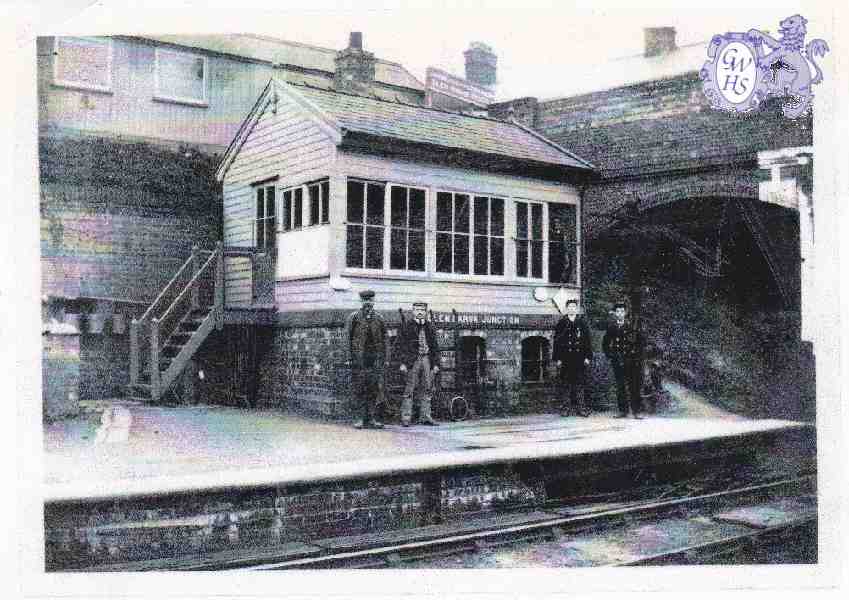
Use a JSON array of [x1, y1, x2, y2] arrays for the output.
[[397, 302, 440, 427]]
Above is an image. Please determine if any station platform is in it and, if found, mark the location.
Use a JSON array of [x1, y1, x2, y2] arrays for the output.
[[44, 391, 809, 503], [42, 386, 816, 571]]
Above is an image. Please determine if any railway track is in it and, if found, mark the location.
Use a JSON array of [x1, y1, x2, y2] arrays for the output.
[[232, 474, 815, 570]]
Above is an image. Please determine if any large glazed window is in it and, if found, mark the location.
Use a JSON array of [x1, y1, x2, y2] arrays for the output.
[[346, 179, 386, 269], [472, 196, 505, 276], [389, 185, 426, 272], [548, 203, 578, 284], [516, 201, 544, 279], [435, 192, 471, 274], [254, 186, 276, 252], [53, 37, 112, 92]]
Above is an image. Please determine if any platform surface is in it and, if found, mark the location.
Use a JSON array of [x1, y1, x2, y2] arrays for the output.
[[43, 390, 810, 503]]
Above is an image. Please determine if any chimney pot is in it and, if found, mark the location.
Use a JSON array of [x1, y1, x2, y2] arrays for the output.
[[349, 32, 363, 51]]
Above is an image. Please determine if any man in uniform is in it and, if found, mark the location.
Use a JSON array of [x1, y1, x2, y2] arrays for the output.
[[602, 301, 645, 419], [553, 299, 593, 417], [348, 290, 386, 429], [397, 301, 440, 426]]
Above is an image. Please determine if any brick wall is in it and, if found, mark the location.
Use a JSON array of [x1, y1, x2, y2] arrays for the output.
[[40, 136, 221, 304], [251, 322, 622, 421]]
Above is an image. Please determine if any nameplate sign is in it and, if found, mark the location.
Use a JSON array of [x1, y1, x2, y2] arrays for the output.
[[430, 311, 555, 329]]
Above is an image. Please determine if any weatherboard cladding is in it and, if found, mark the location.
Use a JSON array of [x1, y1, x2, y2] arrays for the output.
[[289, 83, 591, 170]]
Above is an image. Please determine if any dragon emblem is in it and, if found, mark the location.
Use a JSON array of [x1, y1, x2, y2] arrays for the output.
[[747, 15, 830, 118], [701, 15, 829, 118]]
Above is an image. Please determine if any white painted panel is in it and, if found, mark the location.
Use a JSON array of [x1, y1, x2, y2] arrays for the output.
[[277, 227, 330, 278], [339, 152, 579, 204]]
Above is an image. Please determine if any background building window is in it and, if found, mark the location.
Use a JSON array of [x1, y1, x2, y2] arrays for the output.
[[436, 192, 471, 274], [516, 201, 544, 279], [473, 196, 505, 276], [155, 48, 207, 105], [346, 179, 385, 269], [521, 336, 549, 382], [53, 37, 112, 92], [255, 186, 276, 252], [389, 185, 426, 271]]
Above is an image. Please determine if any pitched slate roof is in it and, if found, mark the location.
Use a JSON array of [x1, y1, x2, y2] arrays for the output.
[[291, 83, 593, 170]]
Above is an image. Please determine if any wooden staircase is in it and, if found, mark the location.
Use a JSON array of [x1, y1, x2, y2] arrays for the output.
[[127, 243, 224, 403]]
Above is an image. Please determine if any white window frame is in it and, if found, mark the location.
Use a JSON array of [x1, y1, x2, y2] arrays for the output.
[[470, 194, 506, 277], [154, 47, 209, 107], [344, 178, 387, 271], [387, 184, 428, 274], [52, 36, 113, 93], [514, 199, 548, 282], [434, 188, 508, 281], [254, 185, 276, 253], [306, 179, 331, 227]]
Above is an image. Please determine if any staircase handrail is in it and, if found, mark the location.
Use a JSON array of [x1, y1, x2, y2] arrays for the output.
[[158, 248, 219, 329], [138, 250, 211, 324]]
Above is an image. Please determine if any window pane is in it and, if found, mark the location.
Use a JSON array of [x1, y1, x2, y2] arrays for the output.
[[256, 220, 264, 250], [531, 203, 543, 239], [473, 235, 488, 275], [266, 218, 276, 250], [346, 225, 364, 267], [157, 51, 205, 101], [409, 231, 425, 271], [256, 188, 264, 221], [474, 196, 489, 235], [516, 203, 528, 239], [347, 181, 364, 223], [436, 233, 452, 273], [491, 198, 504, 235], [516, 239, 528, 277], [309, 184, 319, 226], [390, 186, 407, 227], [455, 194, 470, 232], [437, 192, 452, 231], [283, 191, 292, 231], [366, 183, 385, 225], [549, 241, 565, 283], [266, 188, 275, 217], [320, 181, 330, 224], [365, 226, 384, 269], [531, 240, 544, 278], [56, 37, 110, 89], [490, 237, 504, 275], [390, 228, 406, 270], [294, 188, 303, 228], [409, 189, 426, 229], [454, 234, 469, 274]]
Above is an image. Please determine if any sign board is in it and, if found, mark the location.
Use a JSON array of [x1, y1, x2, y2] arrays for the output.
[[430, 311, 555, 329], [425, 67, 494, 108]]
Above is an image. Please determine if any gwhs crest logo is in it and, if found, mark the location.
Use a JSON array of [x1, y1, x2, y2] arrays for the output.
[[700, 14, 829, 118]]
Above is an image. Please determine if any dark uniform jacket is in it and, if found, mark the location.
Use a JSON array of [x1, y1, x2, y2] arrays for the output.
[[553, 316, 593, 364], [396, 319, 440, 369], [602, 319, 644, 363], [349, 310, 386, 370]]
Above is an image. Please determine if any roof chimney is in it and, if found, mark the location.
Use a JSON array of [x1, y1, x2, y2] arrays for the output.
[[464, 42, 497, 89], [644, 27, 677, 57], [334, 31, 376, 95]]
